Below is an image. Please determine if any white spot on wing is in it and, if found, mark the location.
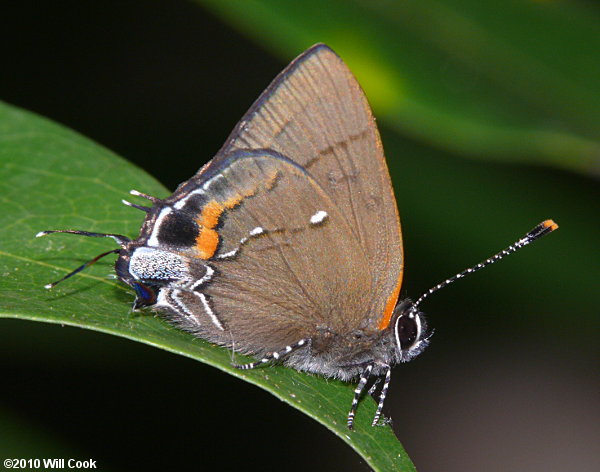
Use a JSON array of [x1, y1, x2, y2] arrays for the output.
[[217, 248, 239, 259], [216, 226, 267, 260], [310, 210, 328, 225]]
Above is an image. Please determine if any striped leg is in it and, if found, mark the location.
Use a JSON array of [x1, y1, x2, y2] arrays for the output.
[[232, 339, 309, 370], [347, 364, 373, 430], [371, 365, 392, 427], [368, 377, 381, 397]]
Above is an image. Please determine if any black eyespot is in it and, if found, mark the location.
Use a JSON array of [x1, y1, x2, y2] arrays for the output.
[[396, 315, 419, 350], [157, 212, 198, 247]]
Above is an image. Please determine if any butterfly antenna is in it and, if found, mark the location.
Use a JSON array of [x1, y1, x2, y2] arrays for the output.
[[42, 249, 121, 289], [129, 189, 161, 203], [411, 220, 559, 312], [121, 200, 151, 212], [36, 230, 131, 246], [36, 229, 132, 289], [121, 189, 161, 212]]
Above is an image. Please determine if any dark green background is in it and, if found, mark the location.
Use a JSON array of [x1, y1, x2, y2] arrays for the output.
[[1, 1, 597, 471]]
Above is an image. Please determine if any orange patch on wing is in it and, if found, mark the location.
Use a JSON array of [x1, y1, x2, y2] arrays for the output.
[[195, 201, 224, 259], [222, 193, 245, 209], [194, 190, 257, 259], [378, 274, 403, 330], [200, 200, 224, 229], [196, 227, 220, 259]]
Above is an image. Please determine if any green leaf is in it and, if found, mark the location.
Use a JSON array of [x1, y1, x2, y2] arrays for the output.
[[197, 0, 600, 175], [0, 101, 415, 471]]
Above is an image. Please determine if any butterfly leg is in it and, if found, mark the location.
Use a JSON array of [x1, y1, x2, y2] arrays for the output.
[[368, 377, 381, 396], [371, 364, 392, 427], [232, 338, 309, 369], [347, 364, 374, 430]]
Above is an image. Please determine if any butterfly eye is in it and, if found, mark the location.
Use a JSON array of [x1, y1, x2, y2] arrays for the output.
[[395, 313, 421, 351], [133, 282, 157, 306]]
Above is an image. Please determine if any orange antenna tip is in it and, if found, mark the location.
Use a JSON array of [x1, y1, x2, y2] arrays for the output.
[[542, 219, 559, 231]]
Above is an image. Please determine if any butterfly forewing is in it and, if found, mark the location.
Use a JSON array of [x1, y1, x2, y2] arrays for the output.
[[199, 44, 403, 331]]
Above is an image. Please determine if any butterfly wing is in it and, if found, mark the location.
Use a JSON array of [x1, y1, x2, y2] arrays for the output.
[[168, 45, 403, 354], [216, 44, 403, 330], [164, 151, 374, 353]]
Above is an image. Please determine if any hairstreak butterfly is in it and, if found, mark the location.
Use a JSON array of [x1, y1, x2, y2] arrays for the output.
[[37, 44, 558, 429]]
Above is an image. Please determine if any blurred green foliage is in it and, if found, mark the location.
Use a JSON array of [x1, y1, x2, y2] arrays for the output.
[[200, 0, 600, 174]]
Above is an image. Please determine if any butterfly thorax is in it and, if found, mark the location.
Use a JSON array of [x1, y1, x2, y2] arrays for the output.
[[280, 326, 397, 380]]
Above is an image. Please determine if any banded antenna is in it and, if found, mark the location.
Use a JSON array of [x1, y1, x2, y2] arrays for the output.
[[411, 220, 559, 313], [36, 189, 161, 288]]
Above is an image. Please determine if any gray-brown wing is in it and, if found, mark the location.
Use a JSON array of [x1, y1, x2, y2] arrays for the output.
[[202, 44, 404, 331], [174, 151, 375, 354]]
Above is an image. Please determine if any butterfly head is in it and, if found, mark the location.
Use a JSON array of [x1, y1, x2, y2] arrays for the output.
[[391, 300, 430, 363]]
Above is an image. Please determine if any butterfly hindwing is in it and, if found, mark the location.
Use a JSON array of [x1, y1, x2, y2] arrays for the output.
[[163, 150, 374, 354]]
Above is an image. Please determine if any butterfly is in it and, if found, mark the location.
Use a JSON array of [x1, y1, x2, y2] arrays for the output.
[[38, 44, 557, 429]]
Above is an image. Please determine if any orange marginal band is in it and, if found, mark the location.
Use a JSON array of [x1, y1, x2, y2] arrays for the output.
[[378, 273, 403, 330]]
